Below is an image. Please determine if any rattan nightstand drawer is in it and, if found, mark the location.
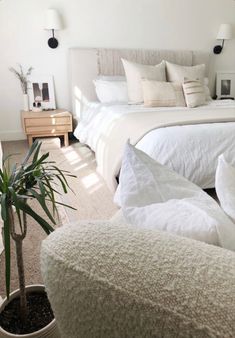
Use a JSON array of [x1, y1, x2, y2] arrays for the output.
[[25, 125, 72, 134], [25, 117, 71, 127]]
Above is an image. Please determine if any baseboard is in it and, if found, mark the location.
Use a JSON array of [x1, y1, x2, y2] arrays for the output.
[[0, 130, 26, 141]]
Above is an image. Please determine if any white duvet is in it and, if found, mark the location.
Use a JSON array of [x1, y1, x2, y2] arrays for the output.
[[74, 100, 235, 189]]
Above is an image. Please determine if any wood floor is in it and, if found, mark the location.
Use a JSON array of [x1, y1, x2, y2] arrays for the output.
[[2, 140, 118, 223]]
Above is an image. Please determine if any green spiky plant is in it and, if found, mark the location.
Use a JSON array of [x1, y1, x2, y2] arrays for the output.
[[0, 141, 76, 322]]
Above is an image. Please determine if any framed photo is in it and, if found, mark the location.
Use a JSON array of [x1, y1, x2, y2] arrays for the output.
[[216, 71, 235, 99], [28, 75, 56, 110]]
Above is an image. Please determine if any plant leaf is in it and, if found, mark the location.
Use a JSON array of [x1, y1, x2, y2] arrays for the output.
[[21, 140, 40, 166], [29, 187, 56, 225], [45, 198, 77, 210], [9, 187, 23, 233], [1, 193, 7, 221], [3, 209, 11, 299], [17, 200, 54, 235]]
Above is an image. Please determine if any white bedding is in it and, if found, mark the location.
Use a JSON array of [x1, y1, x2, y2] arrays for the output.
[[74, 100, 235, 189], [115, 143, 235, 250]]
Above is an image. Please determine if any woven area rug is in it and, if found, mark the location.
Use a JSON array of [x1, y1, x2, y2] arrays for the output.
[[0, 140, 117, 300], [0, 198, 68, 298]]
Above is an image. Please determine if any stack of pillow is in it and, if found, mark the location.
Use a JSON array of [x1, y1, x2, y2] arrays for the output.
[[94, 59, 212, 108]]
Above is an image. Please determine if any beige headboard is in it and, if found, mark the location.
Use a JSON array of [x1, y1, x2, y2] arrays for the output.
[[69, 48, 211, 120]]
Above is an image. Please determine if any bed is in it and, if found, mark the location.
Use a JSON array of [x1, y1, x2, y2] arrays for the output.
[[70, 48, 235, 191]]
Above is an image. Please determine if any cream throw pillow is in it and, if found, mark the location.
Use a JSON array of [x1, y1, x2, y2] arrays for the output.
[[122, 59, 166, 104], [142, 80, 186, 107], [166, 61, 206, 83], [183, 80, 206, 108]]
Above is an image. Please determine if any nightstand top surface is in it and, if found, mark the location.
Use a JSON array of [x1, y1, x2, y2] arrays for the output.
[[21, 109, 71, 118]]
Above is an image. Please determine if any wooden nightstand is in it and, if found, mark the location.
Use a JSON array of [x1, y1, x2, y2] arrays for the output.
[[21, 109, 73, 147]]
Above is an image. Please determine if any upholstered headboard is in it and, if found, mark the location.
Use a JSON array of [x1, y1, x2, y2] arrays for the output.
[[69, 48, 211, 120]]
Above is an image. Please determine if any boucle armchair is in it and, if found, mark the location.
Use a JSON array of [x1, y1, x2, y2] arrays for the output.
[[41, 221, 235, 338]]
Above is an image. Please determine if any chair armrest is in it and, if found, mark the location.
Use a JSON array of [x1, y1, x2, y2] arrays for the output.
[[41, 221, 235, 338]]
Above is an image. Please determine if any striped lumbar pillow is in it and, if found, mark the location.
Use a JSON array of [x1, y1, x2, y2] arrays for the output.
[[142, 80, 186, 107], [183, 79, 206, 108]]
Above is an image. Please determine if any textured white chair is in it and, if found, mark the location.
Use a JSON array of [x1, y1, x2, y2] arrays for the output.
[[41, 221, 235, 338]]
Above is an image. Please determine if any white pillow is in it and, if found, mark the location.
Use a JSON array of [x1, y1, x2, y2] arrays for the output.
[[114, 143, 235, 250], [122, 59, 166, 104], [93, 79, 128, 103], [182, 80, 206, 108], [96, 75, 126, 81], [142, 80, 186, 107], [166, 61, 206, 83], [216, 154, 235, 223]]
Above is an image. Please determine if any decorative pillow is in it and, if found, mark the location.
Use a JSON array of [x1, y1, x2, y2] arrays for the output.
[[114, 142, 235, 251], [96, 75, 126, 81], [93, 79, 128, 103], [216, 154, 235, 223], [182, 80, 206, 108], [122, 59, 166, 104], [166, 61, 206, 83], [142, 80, 186, 107]]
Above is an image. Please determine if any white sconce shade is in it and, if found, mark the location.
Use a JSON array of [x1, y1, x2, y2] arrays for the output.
[[45, 9, 62, 30], [44, 9, 63, 49], [217, 24, 233, 40], [214, 24, 233, 54]]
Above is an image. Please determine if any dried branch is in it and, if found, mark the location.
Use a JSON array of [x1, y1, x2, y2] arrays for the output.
[[9, 64, 33, 94]]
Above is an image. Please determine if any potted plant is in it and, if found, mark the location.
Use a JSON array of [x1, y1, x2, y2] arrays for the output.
[[9, 65, 33, 112], [0, 141, 76, 337]]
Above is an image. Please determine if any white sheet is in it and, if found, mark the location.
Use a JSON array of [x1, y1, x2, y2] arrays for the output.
[[74, 100, 235, 189]]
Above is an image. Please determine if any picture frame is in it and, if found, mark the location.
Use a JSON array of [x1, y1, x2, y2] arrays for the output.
[[28, 75, 56, 110], [216, 71, 235, 99]]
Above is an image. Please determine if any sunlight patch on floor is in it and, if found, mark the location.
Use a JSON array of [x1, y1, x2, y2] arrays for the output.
[[81, 173, 100, 189], [74, 162, 89, 171], [62, 148, 82, 163], [87, 182, 104, 194], [45, 144, 107, 196]]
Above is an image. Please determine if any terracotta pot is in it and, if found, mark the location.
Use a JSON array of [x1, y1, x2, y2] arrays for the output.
[[0, 285, 60, 338]]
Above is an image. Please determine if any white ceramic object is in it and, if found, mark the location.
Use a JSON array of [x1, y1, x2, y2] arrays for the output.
[[0, 285, 60, 338], [22, 94, 29, 112], [32, 107, 42, 113]]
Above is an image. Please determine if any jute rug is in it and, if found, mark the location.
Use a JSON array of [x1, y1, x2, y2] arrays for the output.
[[0, 140, 118, 300]]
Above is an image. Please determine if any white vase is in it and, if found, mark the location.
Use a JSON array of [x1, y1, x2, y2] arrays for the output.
[[23, 94, 29, 112]]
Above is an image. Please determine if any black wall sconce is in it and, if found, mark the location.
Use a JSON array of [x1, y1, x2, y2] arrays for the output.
[[45, 9, 62, 49], [213, 24, 232, 54]]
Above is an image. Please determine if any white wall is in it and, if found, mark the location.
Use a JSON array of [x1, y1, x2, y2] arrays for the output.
[[0, 0, 235, 140]]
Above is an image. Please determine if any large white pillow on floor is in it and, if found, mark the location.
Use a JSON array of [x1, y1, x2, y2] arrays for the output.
[[216, 154, 235, 223], [115, 143, 235, 250]]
